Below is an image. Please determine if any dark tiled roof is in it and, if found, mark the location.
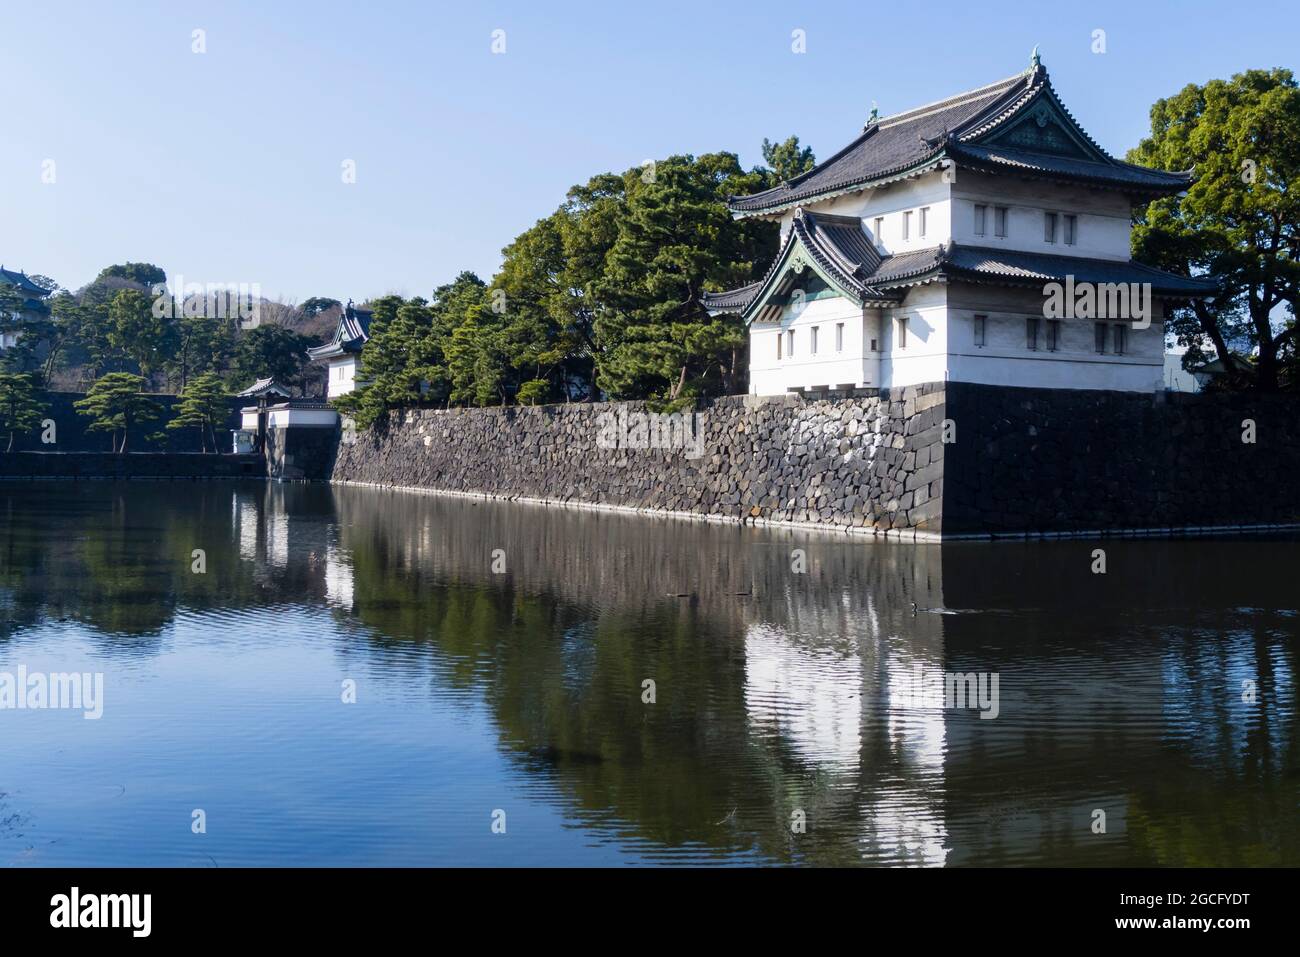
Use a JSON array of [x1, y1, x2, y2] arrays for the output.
[[236, 377, 292, 398], [729, 63, 1190, 216], [306, 302, 373, 360], [949, 144, 1190, 191], [0, 267, 48, 296], [700, 281, 762, 313], [703, 209, 903, 319], [702, 210, 1216, 318], [937, 245, 1219, 295]]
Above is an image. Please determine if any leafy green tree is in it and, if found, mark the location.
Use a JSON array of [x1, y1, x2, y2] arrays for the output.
[[495, 215, 593, 402], [249, 145, 789, 421], [107, 288, 175, 379], [65, 263, 170, 380], [338, 276, 495, 425], [94, 262, 167, 288], [37, 292, 85, 384], [301, 297, 342, 318], [0, 372, 45, 451], [445, 299, 507, 406], [167, 312, 227, 391], [1129, 69, 1300, 391], [334, 295, 427, 426], [74, 372, 162, 453], [594, 152, 776, 403], [167, 372, 229, 452], [232, 324, 313, 387], [761, 135, 816, 183]]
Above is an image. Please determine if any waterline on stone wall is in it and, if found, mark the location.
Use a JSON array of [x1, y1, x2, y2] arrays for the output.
[[329, 479, 1300, 543], [328, 479, 948, 542]]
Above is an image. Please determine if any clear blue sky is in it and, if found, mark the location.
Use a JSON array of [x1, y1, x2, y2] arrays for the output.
[[4, 0, 1296, 303]]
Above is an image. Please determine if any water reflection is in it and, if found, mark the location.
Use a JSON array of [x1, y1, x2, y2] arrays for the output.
[[0, 481, 1295, 866]]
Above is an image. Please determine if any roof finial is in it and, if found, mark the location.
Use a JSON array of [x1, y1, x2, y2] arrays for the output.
[[863, 100, 879, 132], [1029, 45, 1041, 70]]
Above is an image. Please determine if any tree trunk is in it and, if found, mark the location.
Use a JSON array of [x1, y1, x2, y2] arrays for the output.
[[669, 365, 687, 401], [1253, 302, 1280, 393]]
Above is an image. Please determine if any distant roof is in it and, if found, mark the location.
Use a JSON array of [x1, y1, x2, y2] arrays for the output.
[[306, 301, 372, 361], [702, 208, 1216, 322], [0, 267, 49, 297], [728, 57, 1191, 217], [236, 377, 292, 398]]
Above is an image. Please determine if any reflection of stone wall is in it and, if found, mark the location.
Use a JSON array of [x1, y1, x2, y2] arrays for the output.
[[332, 386, 947, 535], [328, 484, 947, 634]]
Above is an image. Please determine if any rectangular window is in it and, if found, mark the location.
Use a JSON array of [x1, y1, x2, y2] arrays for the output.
[[919, 206, 929, 238], [811, 326, 819, 355], [902, 211, 912, 240], [835, 322, 844, 352], [974, 204, 987, 237], [973, 314, 987, 347], [787, 329, 794, 357], [1064, 214, 1077, 246], [897, 316, 908, 349], [1113, 323, 1127, 355], [1047, 319, 1060, 352], [1026, 316, 1040, 351], [1094, 322, 1107, 354], [777, 331, 782, 360], [994, 206, 1008, 238], [1044, 212, 1058, 244], [874, 217, 885, 246]]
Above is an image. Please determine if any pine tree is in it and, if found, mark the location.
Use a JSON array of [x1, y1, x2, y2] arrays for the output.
[[0, 373, 46, 452], [167, 372, 230, 452], [73, 372, 161, 453]]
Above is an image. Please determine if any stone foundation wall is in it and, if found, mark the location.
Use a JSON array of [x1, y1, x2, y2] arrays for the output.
[[265, 424, 340, 481], [0, 452, 263, 480], [941, 382, 1300, 534], [330, 382, 1300, 538], [332, 385, 948, 534]]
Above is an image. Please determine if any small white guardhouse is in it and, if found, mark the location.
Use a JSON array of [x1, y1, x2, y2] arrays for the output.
[[703, 53, 1216, 395]]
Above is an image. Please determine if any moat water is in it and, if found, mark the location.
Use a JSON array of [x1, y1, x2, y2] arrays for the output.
[[0, 481, 1295, 866]]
